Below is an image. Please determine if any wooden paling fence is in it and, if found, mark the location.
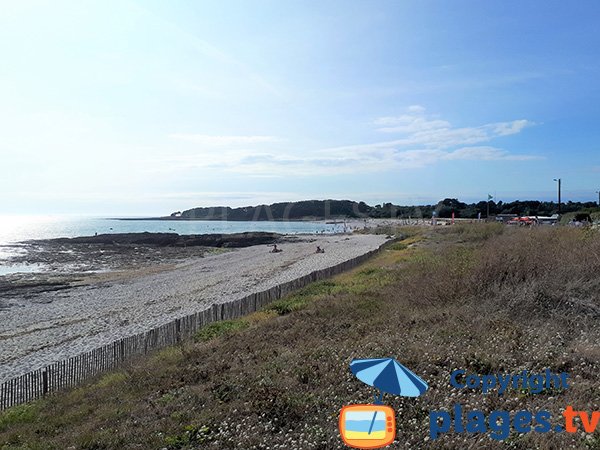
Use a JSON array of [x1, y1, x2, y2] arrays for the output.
[[0, 245, 385, 411]]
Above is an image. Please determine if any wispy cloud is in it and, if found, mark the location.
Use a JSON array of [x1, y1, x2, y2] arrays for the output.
[[318, 106, 539, 166], [372, 105, 532, 147], [444, 146, 540, 161], [170, 134, 280, 146], [163, 106, 541, 176]]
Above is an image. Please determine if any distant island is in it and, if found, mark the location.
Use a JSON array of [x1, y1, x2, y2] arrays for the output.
[[117, 198, 599, 222]]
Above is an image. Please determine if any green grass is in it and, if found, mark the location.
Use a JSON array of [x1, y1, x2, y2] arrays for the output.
[[194, 319, 250, 341], [0, 404, 39, 432], [95, 371, 128, 388], [387, 241, 408, 251], [164, 424, 212, 448], [263, 258, 410, 315]]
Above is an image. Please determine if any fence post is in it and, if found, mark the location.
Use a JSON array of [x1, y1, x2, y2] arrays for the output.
[[42, 369, 48, 396]]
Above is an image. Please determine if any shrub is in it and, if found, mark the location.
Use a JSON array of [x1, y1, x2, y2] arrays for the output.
[[194, 320, 249, 342]]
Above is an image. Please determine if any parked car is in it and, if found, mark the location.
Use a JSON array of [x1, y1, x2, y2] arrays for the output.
[[507, 216, 537, 226]]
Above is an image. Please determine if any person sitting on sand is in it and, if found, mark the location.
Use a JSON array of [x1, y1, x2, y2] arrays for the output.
[[271, 244, 282, 253], [316, 246, 325, 253]]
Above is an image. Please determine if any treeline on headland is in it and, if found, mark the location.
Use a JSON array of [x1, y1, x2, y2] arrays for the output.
[[168, 198, 599, 221]]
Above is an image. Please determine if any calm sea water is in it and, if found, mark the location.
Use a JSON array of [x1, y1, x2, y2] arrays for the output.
[[0, 215, 345, 275], [0, 215, 343, 254]]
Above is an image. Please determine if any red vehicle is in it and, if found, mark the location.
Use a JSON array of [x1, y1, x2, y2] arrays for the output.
[[507, 216, 537, 226]]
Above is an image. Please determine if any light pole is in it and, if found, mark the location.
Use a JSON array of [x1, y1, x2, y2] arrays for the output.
[[553, 178, 561, 214], [596, 190, 600, 207]]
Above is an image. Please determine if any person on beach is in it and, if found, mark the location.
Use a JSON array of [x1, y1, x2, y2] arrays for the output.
[[316, 246, 325, 253], [271, 244, 282, 253]]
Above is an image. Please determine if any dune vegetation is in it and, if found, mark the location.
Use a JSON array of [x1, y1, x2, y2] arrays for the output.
[[1, 224, 600, 449]]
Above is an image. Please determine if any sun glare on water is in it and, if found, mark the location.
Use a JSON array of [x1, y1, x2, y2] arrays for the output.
[[0, 215, 73, 246]]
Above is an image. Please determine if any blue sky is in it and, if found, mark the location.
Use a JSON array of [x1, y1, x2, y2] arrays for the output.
[[1, 0, 599, 215]]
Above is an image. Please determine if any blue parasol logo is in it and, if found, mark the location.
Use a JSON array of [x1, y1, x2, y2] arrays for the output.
[[339, 358, 428, 449], [350, 357, 428, 402]]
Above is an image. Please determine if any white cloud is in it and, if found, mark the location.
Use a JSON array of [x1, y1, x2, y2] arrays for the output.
[[373, 106, 533, 149], [163, 106, 540, 177], [492, 120, 530, 136], [374, 115, 451, 134], [407, 104, 426, 113]]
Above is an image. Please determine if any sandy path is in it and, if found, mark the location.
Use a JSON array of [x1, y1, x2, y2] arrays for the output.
[[0, 234, 386, 382]]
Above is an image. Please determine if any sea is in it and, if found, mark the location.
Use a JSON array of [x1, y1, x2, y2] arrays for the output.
[[0, 215, 345, 275]]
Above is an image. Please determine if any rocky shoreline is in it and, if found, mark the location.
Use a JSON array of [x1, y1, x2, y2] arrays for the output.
[[34, 231, 281, 247], [0, 232, 282, 300], [0, 233, 387, 383]]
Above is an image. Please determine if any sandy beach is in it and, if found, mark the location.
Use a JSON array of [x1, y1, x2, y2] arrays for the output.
[[0, 233, 387, 383]]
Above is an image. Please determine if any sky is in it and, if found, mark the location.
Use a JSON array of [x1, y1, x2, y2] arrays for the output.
[[1, 0, 599, 215]]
